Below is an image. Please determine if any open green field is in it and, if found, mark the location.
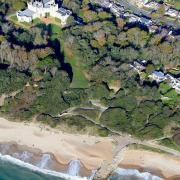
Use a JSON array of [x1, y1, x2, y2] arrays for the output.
[[59, 37, 89, 89], [69, 66, 89, 89]]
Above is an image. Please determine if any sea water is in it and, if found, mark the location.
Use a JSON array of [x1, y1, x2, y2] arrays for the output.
[[0, 144, 163, 180], [0, 153, 88, 180], [0, 156, 164, 180], [109, 168, 162, 180], [67, 160, 81, 176], [0, 160, 64, 180]]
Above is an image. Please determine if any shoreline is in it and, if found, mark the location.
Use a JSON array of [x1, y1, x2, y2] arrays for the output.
[[0, 141, 92, 177], [0, 152, 87, 180], [0, 117, 113, 172], [119, 164, 165, 179], [0, 117, 180, 179], [118, 149, 180, 180]]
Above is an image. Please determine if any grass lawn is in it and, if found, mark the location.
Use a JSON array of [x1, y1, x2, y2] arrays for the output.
[[70, 66, 89, 88], [60, 39, 89, 89]]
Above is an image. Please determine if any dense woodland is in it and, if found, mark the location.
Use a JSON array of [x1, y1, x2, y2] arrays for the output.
[[0, 0, 179, 149]]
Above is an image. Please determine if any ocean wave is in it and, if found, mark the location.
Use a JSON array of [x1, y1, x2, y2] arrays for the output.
[[0, 153, 87, 180], [109, 167, 163, 180], [67, 160, 81, 176], [13, 151, 33, 162], [88, 170, 97, 180], [37, 154, 51, 169]]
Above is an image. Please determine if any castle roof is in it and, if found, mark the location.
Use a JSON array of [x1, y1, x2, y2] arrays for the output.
[[18, 8, 35, 17]]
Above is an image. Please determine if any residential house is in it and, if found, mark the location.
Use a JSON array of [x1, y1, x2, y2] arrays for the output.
[[130, 61, 146, 74], [91, 0, 113, 8], [144, 1, 160, 10], [148, 25, 159, 33], [128, 14, 141, 23], [139, 17, 152, 26], [151, 71, 166, 82], [123, 12, 131, 17], [136, 0, 149, 7], [165, 74, 180, 93], [110, 4, 123, 16], [165, 8, 179, 17]]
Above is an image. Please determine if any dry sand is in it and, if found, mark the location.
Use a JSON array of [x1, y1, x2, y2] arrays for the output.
[[119, 149, 180, 179], [0, 117, 180, 179], [0, 117, 113, 170]]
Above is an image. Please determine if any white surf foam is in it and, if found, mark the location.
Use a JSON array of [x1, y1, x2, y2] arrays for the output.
[[67, 160, 81, 176], [112, 167, 162, 180], [0, 153, 87, 180], [88, 170, 97, 180], [37, 154, 51, 169], [13, 151, 33, 162], [0, 144, 10, 154]]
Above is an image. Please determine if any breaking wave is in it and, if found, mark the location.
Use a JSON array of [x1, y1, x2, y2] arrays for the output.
[[109, 167, 162, 180], [0, 153, 87, 180], [13, 151, 33, 162], [67, 160, 81, 176], [37, 154, 51, 169]]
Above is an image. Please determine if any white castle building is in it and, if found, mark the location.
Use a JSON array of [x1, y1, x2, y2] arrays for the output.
[[16, 0, 72, 25]]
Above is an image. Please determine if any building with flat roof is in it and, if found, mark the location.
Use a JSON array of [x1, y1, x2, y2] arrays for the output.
[[16, 0, 72, 25]]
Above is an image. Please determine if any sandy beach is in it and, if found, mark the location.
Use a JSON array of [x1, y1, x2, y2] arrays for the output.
[[0, 117, 180, 179], [119, 149, 180, 179], [0, 117, 113, 171]]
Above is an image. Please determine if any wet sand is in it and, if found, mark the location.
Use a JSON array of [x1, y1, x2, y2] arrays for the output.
[[0, 117, 113, 172], [0, 142, 91, 177], [119, 149, 180, 180], [0, 117, 180, 179]]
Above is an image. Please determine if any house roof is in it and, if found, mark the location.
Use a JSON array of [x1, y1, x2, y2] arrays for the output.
[[18, 9, 35, 17], [42, 0, 51, 4], [153, 71, 165, 78]]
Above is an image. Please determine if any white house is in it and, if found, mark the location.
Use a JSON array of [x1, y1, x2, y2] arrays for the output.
[[90, 0, 113, 8], [135, 0, 149, 8], [165, 8, 178, 17], [166, 74, 180, 93], [150, 71, 166, 83], [128, 15, 141, 23], [148, 25, 158, 33], [144, 1, 160, 10], [16, 0, 72, 25], [110, 4, 122, 16], [130, 61, 146, 74]]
